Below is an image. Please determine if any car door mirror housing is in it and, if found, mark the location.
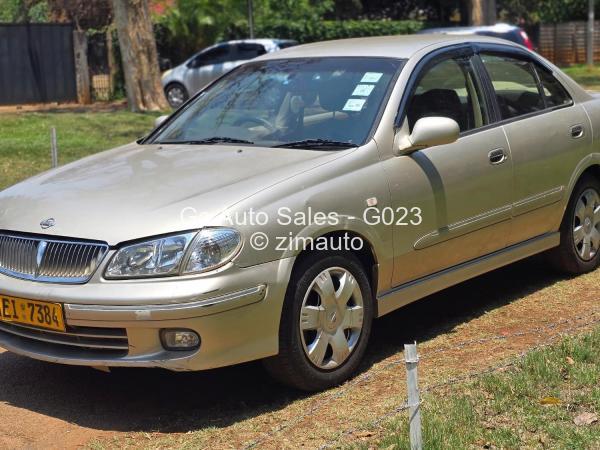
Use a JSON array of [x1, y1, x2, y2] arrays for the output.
[[154, 115, 169, 128], [397, 117, 460, 155]]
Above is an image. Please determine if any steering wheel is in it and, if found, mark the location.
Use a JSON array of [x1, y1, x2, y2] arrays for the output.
[[233, 116, 277, 133]]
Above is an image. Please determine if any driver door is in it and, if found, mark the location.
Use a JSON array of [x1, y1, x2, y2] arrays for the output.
[[186, 45, 233, 93], [385, 50, 513, 286]]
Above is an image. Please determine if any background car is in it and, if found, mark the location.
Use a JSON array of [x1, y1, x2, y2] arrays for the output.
[[161, 38, 298, 108], [418, 23, 534, 50]]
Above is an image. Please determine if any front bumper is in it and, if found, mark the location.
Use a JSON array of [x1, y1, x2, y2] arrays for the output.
[[0, 257, 294, 371]]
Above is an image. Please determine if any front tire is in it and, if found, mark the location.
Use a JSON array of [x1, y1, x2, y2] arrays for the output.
[[165, 83, 189, 109], [549, 174, 600, 274], [264, 251, 374, 391]]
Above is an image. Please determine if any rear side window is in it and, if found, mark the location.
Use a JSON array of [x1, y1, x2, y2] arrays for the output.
[[535, 67, 572, 108], [235, 43, 267, 60], [481, 54, 544, 120], [278, 41, 298, 49]]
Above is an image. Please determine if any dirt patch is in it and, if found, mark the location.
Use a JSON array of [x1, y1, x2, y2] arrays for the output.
[[0, 101, 129, 114], [0, 255, 598, 449]]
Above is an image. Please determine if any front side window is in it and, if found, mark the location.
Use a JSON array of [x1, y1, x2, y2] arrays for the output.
[[191, 46, 231, 67], [406, 56, 489, 133], [480, 54, 544, 120], [152, 57, 403, 149]]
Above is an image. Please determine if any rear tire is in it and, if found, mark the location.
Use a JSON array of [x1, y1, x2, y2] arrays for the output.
[[549, 174, 600, 274], [263, 251, 373, 392]]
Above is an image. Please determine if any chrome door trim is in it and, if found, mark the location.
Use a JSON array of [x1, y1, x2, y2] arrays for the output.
[[414, 204, 512, 250], [512, 186, 565, 217], [378, 232, 560, 317]]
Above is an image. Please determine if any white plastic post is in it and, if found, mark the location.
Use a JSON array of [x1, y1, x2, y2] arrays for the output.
[[405, 342, 422, 450], [51, 127, 58, 168]]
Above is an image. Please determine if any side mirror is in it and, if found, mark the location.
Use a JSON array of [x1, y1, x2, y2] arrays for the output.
[[154, 115, 169, 128], [397, 117, 459, 154]]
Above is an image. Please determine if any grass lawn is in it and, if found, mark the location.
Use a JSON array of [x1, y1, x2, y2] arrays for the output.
[[562, 64, 600, 91], [0, 111, 159, 191], [371, 327, 600, 450]]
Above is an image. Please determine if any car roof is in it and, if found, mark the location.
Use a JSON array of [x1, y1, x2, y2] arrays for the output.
[[418, 23, 520, 34], [213, 38, 295, 47], [257, 34, 519, 61]]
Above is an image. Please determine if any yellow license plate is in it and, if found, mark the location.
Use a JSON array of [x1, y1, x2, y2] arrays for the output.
[[0, 295, 65, 332]]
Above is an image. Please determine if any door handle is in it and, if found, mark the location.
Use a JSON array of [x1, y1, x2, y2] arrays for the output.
[[570, 125, 584, 139], [488, 148, 507, 165]]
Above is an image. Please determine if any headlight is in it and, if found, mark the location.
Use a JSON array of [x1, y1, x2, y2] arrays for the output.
[[161, 69, 173, 80], [104, 228, 241, 279], [184, 228, 242, 274]]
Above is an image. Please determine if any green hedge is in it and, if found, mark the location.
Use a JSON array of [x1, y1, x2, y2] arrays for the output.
[[253, 20, 423, 44]]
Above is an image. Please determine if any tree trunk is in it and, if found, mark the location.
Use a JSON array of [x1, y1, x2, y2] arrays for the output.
[[469, 0, 486, 26], [468, 0, 496, 26], [485, 0, 497, 25], [111, 0, 168, 112]]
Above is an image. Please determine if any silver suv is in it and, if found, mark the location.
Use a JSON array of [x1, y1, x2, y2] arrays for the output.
[[161, 38, 297, 108]]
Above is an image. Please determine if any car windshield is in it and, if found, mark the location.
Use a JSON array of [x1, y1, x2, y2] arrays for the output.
[[151, 57, 403, 149]]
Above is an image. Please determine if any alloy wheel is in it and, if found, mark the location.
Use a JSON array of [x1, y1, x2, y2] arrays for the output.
[[299, 267, 364, 370], [573, 188, 600, 261], [166, 86, 186, 108]]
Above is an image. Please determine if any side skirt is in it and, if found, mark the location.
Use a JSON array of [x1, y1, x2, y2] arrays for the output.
[[376, 232, 560, 317]]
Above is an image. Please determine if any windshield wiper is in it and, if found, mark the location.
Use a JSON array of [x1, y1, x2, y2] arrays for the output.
[[157, 137, 254, 145], [273, 139, 358, 150]]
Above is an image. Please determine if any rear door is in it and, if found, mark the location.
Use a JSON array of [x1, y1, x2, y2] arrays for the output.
[[478, 49, 592, 245]]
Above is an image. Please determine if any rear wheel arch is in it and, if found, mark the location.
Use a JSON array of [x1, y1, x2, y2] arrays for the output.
[[550, 169, 600, 273], [561, 163, 600, 223]]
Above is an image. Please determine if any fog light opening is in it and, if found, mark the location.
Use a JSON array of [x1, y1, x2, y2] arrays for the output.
[[160, 329, 200, 351]]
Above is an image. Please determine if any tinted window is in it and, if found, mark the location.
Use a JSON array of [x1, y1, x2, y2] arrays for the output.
[[535, 66, 572, 108], [481, 54, 544, 120], [192, 46, 232, 67], [235, 43, 267, 61], [278, 41, 298, 49], [407, 56, 489, 133], [152, 58, 402, 148]]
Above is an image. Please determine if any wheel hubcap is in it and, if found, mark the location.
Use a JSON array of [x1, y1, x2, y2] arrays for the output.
[[299, 267, 364, 370], [573, 188, 600, 261], [167, 87, 185, 107]]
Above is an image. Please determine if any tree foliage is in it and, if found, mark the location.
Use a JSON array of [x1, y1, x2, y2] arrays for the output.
[[256, 19, 422, 44], [154, 0, 334, 64], [154, 0, 246, 64], [47, 0, 112, 30], [0, 0, 49, 22]]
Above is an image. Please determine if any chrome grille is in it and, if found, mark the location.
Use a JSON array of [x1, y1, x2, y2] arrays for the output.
[[0, 321, 129, 354], [0, 233, 108, 283]]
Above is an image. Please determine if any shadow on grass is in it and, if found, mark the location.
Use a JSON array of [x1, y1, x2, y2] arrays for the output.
[[0, 254, 572, 434]]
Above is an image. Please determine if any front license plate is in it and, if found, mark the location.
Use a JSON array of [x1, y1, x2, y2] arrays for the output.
[[0, 295, 65, 332]]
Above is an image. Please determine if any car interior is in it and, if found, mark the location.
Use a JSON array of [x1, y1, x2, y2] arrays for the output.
[[406, 58, 487, 133]]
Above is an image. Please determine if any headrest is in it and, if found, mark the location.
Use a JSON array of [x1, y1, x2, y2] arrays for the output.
[[408, 89, 463, 129], [318, 75, 359, 112]]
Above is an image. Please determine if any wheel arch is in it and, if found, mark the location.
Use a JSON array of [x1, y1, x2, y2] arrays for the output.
[[289, 230, 380, 317], [561, 158, 600, 226]]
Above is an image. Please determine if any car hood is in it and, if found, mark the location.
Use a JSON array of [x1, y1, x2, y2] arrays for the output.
[[0, 142, 341, 245]]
